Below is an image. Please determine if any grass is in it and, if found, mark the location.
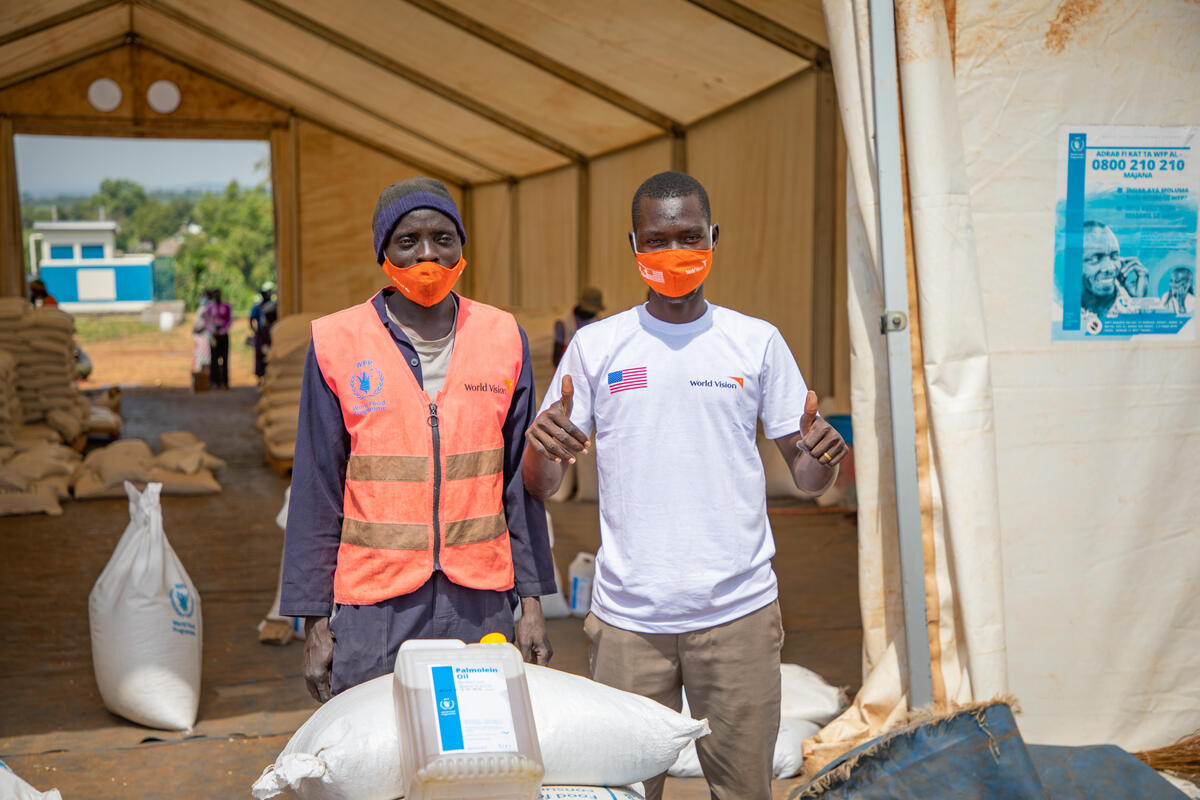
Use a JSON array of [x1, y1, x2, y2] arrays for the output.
[[74, 315, 161, 345]]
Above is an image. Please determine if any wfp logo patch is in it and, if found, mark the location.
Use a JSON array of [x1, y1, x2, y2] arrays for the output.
[[350, 360, 388, 415], [351, 361, 384, 400]]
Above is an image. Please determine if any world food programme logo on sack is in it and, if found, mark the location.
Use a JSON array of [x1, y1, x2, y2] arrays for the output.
[[170, 583, 198, 637], [350, 360, 387, 414], [439, 697, 456, 712], [170, 583, 194, 618]]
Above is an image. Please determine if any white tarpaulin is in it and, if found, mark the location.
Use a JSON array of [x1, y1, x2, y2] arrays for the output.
[[813, 0, 1200, 767], [807, 0, 1008, 771], [956, 0, 1200, 749]]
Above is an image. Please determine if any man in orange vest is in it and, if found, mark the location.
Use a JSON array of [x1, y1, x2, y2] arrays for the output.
[[281, 177, 557, 701]]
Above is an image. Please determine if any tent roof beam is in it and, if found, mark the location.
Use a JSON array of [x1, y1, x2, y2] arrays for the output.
[[240, 0, 585, 164], [684, 0, 830, 67], [401, 0, 684, 136], [0, 0, 125, 48], [138, 39, 472, 186], [132, 0, 513, 180]]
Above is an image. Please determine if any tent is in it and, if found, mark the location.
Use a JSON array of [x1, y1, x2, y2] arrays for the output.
[[2, 0, 1197, 776]]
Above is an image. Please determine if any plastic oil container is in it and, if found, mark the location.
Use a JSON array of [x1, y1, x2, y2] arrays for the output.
[[567, 552, 595, 618], [394, 636, 544, 800]]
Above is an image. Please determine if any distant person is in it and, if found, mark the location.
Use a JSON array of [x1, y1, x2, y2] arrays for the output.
[[552, 287, 605, 367], [28, 279, 57, 307], [250, 282, 279, 381], [192, 290, 212, 382], [1080, 221, 1149, 323], [203, 288, 232, 389], [1160, 266, 1195, 315]]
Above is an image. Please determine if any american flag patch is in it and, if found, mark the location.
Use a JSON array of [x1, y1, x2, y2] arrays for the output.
[[608, 367, 648, 393]]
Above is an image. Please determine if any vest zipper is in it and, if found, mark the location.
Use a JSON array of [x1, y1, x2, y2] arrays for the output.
[[429, 402, 442, 571]]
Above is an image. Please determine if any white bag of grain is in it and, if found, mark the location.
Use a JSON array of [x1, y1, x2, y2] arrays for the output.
[[0, 760, 62, 799], [89, 482, 203, 730], [251, 664, 708, 800]]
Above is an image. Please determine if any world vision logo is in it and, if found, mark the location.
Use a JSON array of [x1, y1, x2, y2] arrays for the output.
[[464, 381, 510, 394], [689, 376, 743, 389]]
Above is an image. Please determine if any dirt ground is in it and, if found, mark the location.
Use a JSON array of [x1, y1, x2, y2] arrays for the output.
[[0, 387, 861, 799], [75, 314, 258, 389]]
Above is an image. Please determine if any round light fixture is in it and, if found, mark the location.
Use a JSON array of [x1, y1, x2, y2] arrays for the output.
[[146, 79, 181, 114], [87, 77, 122, 112]]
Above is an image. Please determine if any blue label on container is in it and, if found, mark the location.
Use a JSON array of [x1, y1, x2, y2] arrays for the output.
[[430, 665, 464, 751]]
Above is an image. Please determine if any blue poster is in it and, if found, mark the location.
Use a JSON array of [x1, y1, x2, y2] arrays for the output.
[[1053, 126, 1197, 340]]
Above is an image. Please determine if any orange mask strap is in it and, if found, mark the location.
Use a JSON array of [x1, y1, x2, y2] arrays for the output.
[[382, 256, 466, 307], [635, 247, 713, 298]]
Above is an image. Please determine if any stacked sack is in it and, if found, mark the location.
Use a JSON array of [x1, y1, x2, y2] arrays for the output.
[[0, 349, 22, 447], [0, 439, 81, 517], [71, 432, 226, 500], [255, 313, 317, 464], [253, 663, 706, 800], [16, 307, 83, 431]]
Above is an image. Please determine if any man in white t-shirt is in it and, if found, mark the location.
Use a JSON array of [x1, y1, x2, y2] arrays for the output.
[[522, 171, 848, 799]]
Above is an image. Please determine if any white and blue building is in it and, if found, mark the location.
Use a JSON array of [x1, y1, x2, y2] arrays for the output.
[[31, 221, 155, 313]]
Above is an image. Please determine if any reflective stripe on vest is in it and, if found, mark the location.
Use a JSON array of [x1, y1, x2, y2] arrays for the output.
[[311, 294, 523, 604]]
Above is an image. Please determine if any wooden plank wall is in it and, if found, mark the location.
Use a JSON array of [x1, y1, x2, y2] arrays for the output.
[[294, 120, 463, 314]]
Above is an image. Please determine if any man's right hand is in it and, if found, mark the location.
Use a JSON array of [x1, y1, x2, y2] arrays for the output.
[[524, 375, 590, 464], [302, 616, 334, 703]]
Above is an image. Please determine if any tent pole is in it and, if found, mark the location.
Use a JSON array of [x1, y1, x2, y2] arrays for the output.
[[869, 0, 935, 709]]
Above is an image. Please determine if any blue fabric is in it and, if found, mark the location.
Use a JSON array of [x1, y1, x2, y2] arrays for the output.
[[1027, 744, 1188, 799], [800, 703, 1050, 799], [799, 704, 1188, 800], [280, 289, 556, 620], [826, 414, 852, 447], [372, 190, 466, 263]]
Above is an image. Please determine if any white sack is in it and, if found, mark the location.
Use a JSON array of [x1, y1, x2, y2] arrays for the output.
[[668, 717, 820, 779], [539, 788, 644, 800], [89, 482, 202, 730], [251, 665, 708, 800], [0, 762, 62, 800]]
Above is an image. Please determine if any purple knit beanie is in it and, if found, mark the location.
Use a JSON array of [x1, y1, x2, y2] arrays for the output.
[[371, 177, 466, 264]]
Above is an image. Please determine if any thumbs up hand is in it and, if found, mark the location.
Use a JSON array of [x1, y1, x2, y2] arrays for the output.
[[797, 390, 848, 468], [526, 375, 590, 464]]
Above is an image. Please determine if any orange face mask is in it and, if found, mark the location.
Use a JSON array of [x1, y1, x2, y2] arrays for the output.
[[635, 247, 713, 298], [382, 256, 466, 307]]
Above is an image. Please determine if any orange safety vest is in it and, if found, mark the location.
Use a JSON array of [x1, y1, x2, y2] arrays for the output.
[[311, 294, 523, 605]]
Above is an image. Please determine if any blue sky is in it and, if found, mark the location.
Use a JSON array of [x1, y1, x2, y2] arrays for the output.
[[15, 135, 270, 197]]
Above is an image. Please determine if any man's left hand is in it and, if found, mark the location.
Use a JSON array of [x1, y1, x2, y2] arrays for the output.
[[515, 597, 553, 665], [799, 390, 849, 468]]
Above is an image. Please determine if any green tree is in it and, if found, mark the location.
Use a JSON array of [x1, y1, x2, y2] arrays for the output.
[[175, 179, 274, 312]]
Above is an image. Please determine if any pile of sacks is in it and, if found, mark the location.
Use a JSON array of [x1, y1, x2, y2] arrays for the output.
[[0, 349, 22, 447], [0, 299, 122, 443], [71, 432, 226, 500], [0, 437, 82, 516], [256, 313, 317, 464], [252, 663, 706, 800]]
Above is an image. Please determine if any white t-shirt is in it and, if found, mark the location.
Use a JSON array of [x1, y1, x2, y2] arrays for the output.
[[539, 302, 808, 633]]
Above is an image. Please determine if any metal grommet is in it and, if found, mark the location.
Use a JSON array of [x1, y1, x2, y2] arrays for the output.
[[409, 357, 419, 367]]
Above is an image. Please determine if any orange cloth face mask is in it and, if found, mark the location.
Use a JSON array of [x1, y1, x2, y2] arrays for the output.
[[635, 247, 713, 298], [382, 256, 466, 307]]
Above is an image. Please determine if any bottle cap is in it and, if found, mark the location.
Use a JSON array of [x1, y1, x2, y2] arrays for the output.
[[480, 632, 507, 644]]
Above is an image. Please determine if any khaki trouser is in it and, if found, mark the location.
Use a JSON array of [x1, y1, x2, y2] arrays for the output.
[[584, 601, 783, 800]]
